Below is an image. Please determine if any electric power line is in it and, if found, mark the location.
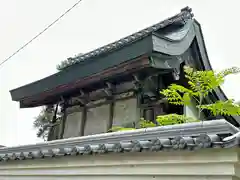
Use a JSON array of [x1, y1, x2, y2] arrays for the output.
[[0, 0, 83, 68]]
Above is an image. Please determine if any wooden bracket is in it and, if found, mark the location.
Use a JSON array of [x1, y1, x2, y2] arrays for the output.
[[75, 97, 86, 105], [60, 96, 65, 102], [103, 82, 113, 97], [133, 74, 142, 91], [133, 74, 140, 82], [172, 68, 180, 80], [79, 90, 85, 97], [106, 82, 113, 89]]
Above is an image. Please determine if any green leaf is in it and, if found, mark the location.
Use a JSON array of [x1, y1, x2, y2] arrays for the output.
[[198, 99, 240, 116], [139, 118, 156, 128], [183, 66, 240, 98], [108, 126, 136, 132], [160, 84, 196, 106], [183, 93, 191, 105], [156, 114, 199, 126]]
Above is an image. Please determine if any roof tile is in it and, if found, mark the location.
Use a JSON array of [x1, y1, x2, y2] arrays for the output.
[[58, 6, 194, 70], [0, 133, 239, 162]]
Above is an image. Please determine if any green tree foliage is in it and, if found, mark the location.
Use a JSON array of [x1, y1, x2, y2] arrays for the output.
[[139, 118, 156, 128], [156, 114, 198, 126], [111, 66, 240, 132], [34, 53, 83, 139], [198, 99, 240, 116], [34, 54, 76, 139], [33, 106, 53, 141], [33, 105, 61, 141], [160, 66, 240, 119]]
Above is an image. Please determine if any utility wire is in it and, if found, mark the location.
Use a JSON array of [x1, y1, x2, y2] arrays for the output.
[[0, 0, 83, 68]]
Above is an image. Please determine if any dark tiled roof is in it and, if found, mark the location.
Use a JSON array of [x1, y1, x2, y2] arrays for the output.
[[0, 120, 239, 162], [58, 6, 194, 70], [0, 133, 239, 162]]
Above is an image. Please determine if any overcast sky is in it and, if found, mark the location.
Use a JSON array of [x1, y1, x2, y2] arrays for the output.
[[0, 0, 240, 146]]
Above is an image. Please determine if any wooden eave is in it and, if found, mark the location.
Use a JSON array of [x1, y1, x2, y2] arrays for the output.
[[18, 56, 151, 108], [9, 7, 240, 128], [10, 8, 194, 108]]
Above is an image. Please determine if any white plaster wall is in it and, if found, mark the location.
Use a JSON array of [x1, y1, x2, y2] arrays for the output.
[[0, 149, 239, 180], [51, 124, 60, 140], [185, 104, 198, 119], [184, 99, 204, 120], [84, 104, 110, 136], [113, 98, 138, 127], [63, 110, 82, 138]]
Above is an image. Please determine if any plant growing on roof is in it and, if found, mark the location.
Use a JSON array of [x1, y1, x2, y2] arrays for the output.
[[159, 66, 240, 123], [110, 66, 240, 132], [56, 53, 84, 71]]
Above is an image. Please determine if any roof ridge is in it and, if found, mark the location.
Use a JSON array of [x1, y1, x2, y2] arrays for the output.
[[57, 6, 194, 70]]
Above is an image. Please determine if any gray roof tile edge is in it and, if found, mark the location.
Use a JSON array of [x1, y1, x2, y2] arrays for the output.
[[0, 120, 239, 162], [58, 6, 194, 70]]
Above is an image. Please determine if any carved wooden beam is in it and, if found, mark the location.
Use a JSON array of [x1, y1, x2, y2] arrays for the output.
[[66, 90, 88, 106], [79, 89, 88, 105], [147, 75, 159, 88], [133, 74, 140, 82], [86, 98, 107, 108], [133, 74, 142, 91], [140, 98, 167, 108], [79, 90, 85, 97], [60, 96, 65, 102], [77, 98, 86, 106], [103, 82, 113, 97], [106, 82, 113, 89], [172, 68, 180, 80], [21, 56, 150, 108], [114, 91, 134, 101], [65, 80, 138, 108]]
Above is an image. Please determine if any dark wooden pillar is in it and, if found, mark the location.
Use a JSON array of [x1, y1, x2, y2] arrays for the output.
[[47, 103, 59, 141], [132, 74, 143, 129], [135, 92, 142, 128], [80, 106, 87, 136], [60, 103, 67, 139], [107, 100, 114, 131]]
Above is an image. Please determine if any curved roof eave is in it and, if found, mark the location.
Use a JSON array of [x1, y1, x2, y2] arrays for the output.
[[151, 19, 240, 127], [193, 20, 240, 127], [9, 7, 194, 105], [9, 7, 239, 128], [152, 19, 196, 56]]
